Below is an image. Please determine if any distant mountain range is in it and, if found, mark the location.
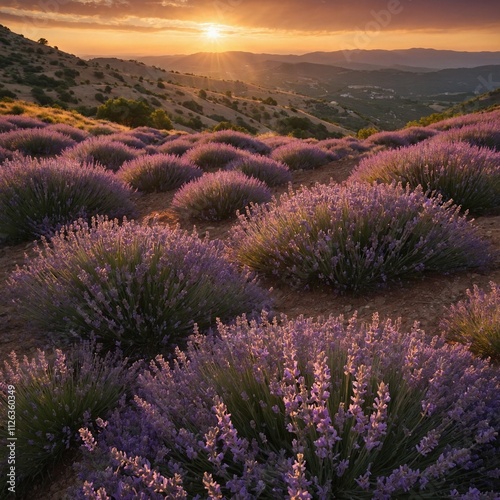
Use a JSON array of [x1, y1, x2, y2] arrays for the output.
[[137, 48, 500, 75]]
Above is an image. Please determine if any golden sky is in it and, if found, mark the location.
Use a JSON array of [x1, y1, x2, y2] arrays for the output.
[[1, 0, 499, 56]]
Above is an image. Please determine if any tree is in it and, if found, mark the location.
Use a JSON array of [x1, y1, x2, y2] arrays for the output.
[[150, 109, 173, 130], [37, 38, 48, 45], [96, 97, 154, 127]]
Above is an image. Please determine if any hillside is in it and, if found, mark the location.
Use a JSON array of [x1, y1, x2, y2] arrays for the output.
[[0, 24, 350, 138]]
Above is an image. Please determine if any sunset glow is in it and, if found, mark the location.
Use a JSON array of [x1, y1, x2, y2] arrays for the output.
[[0, 0, 499, 56]]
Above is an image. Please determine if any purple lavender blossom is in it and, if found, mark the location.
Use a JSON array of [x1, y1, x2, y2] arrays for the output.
[[117, 153, 203, 192], [73, 313, 500, 497], [8, 217, 270, 358], [225, 154, 292, 187], [228, 182, 492, 291], [200, 130, 272, 155], [0, 157, 136, 241], [0, 128, 76, 157], [351, 141, 500, 214], [184, 142, 248, 171], [271, 142, 330, 170], [172, 170, 272, 221]]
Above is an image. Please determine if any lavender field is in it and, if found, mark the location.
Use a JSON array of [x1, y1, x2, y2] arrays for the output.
[[0, 108, 499, 498]]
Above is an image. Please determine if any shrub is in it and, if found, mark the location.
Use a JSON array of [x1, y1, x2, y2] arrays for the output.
[[229, 182, 492, 292], [129, 127, 166, 145], [8, 217, 270, 358], [226, 154, 292, 187], [429, 110, 500, 131], [0, 117, 17, 133], [107, 132, 146, 150], [96, 97, 154, 128], [366, 130, 410, 148], [75, 313, 500, 498], [271, 142, 330, 170], [436, 121, 500, 152], [0, 128, 76, 157], [4, 114, 47, 129], [117, 154, 202, 192], [400, 126, 439, 145], [201, 130, 272, 154], [172, 170, 272, 221], [0, 157, 136, 241], [351, 142, 500, 214], [0, 341, 130, 496], [441, 282, 500, 362], [45, 123, 89, 142], [184, 142, 247, 171], [64, 136, 138, 172], [157, 138, 195, 156]]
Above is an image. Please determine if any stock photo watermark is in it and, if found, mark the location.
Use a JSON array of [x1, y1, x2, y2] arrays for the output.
[[342, 0, 412, 59], [5, 384, 16, 494]]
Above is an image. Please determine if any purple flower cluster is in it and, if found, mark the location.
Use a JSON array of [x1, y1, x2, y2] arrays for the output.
[[228, 182, 492, 291], [74, 313, 500, 497], [117, 153, 202, 193], [1, 114, 47, 129], [8, 217, 270, 358], [156, 138, 195, 156], [64, 136, 138, 171], [435, 121, 500, 152], [45, 123, 90, 142], [271, 142, 330, 170], [0, 128, 76, 157], [441, 281, 500, 362], [429, 109, 500, 131], [184, 142, 247, 171], [0, 341, 130, 496], [0, 157, 136, 241], [351, 141, 500, 214], [366, 130, 410, 148], [200, 130, 272, 155], [172, 170, 272, 221], [226, 154, 292, 187]]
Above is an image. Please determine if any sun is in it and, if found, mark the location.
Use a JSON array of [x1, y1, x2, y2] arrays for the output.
[[204, 26, 222, 40]]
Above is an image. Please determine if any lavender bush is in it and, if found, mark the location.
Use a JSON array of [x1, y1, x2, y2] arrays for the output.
[[0, 117, 18, 133], [184, 142, 247, 171], [8, 217, 270, 358], [400, 126, 439, 145], [351, 142, 500, 214], [117, 154, 203, 193], [4, 114, 47, 129], [441, 282, 500, 362], [201, 130, 272, 155], [108, 133, 147, 150], [366, 130, 410, 148], [75, 313, 500, 498], [271, 142, 330, 170], [0, 157, 136, 242], [65, 136, 138, 171], [46, 123, 90, 142], [172, 170, 272, 221], [429, 110, 500, 131], [226, 154, 292, 187], [436, 122, 500, 152], [0, 128, 76, 157], [0, 341, 130, 496], [229, 182, 491, 292], [157, 138, 195, 156]]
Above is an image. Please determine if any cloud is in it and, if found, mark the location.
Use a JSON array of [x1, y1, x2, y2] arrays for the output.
[[2, 0, 499, 32]]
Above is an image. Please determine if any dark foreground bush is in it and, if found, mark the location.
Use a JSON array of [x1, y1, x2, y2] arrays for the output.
[[117, 153, 202, 192], [351, 141, 500, 214], [0, 341, 130, 496], [0, 157, 136, 242], [172, 170, 272, 221], [8, 217, 270, 358], [441, 282, 500, 362], [75, 313, 500, 498], [229, 182, 492, 292]]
